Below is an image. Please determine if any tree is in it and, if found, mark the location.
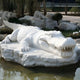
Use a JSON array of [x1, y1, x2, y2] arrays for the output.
[[0, 0, 2, 10], [43, 0, 46, 15], [2, 0, 15, 12], [26, 0, 39, 16], [38, 0, 47, 15], [65, 0, 68, 15], [76, 0, 80, 2], [21, 0, 25, 17], [70, 0, 80, 14], [2, 0, 9, 11], [16, 0, 25, 17]]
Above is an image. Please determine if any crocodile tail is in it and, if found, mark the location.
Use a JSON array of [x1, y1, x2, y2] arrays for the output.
[[3, 20, 20, 30]]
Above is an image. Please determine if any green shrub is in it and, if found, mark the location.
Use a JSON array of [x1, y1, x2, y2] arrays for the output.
[[0, 27, 13, 34], [52, 13, 63, 22], [52, 7, 71, 12], [70, 7, 80, 13], [8, 17, 22, 24]]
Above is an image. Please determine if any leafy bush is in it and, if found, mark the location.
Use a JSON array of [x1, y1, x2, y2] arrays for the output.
[[70, 7, 80, 13], [0, 27, 13, 34], [52, 7, 71, 12], [52, 13, 63, 22], [8, 17, 22, 24]]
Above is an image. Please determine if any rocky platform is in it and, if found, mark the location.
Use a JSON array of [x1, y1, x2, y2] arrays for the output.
[[0, 42, 80, 67]]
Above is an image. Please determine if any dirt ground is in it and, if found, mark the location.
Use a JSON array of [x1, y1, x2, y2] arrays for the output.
[[63, 15, 80, 23]]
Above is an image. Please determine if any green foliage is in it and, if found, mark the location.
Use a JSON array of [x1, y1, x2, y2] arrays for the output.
[[42, 27, 79, 38], [0, 27, 13, 34], [52, 7, 71, 12], [62, 30, 79, 38], [76, 0, 80, 2], [8, 17, 22, 24], [52, 13, 63, 22], [70, 7, 80, 12]]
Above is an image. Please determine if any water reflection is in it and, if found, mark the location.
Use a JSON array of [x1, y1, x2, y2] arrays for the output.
[[0, 58, 79, 80]]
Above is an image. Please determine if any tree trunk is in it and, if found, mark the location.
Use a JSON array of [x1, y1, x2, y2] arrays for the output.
[[43, 0, 46, 15], [21, 0, 25, 17], [16, 0, 25, 17], [65, 6, 67, 15], [2, 0, 8, 11], [65, 0, 67, 15]]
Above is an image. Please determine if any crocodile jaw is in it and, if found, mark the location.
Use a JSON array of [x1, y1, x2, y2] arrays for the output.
[[49, 37, 76, 58]]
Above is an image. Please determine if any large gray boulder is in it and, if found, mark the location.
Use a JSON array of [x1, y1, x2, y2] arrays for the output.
[[46, 13, 54, 19], [58, 20, 70, 25], [77, 23, 80, 29], [0, 17, 3, 26], [45, 18, 58, 29], [0, 42, 78, 67], [74, 68, 80, 80], [34, 11, 45, 19], [0, 11, 16, 26], [1, 11, 16, 20], [19, 16, 44, 28], [32, 17, 44, 28], [58, 22, 77, 30]]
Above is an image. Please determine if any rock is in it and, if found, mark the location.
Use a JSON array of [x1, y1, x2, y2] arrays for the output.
[[1, 11, 16, 20], [46, 13, 54, 19], [19, 15, 33, 21], [32, 17, 44, 28], [73, 31, 79, 35], [58, 20, 70, 24], [0, 34, 7, 41], [19, 16, 58, 29], [77, 23, 80, 29], [34, 11, 45, 19], [0, 11, 16, 26], [45, 18, 58, 29], [58, 22, 77, 30], [0, 42, 78, 67], [0, 17, 3, 26], [74, 68, 80, 80], [75, 44, 80, 60], [19, 16, 44, 28]]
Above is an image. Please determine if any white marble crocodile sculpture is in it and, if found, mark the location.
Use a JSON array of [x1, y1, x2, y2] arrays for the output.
[[2, 20, 76, 58], [0, 20, 78, 67]]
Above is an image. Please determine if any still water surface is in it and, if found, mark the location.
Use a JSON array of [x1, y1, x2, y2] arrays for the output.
[[0, 58, 80, 80]]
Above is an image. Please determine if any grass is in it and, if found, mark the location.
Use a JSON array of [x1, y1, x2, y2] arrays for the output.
[[0, 27, 13, 34], [61, 30, 80, 39], [61, 30, 77, 37], [42, 27, 79, 38]]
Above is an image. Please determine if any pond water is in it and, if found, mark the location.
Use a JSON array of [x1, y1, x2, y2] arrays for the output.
[[0, 58, 80, 80]]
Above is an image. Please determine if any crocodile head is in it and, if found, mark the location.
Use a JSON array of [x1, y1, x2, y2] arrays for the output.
[[39, 31, 76, 58], [49, 37, 76, 58]]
